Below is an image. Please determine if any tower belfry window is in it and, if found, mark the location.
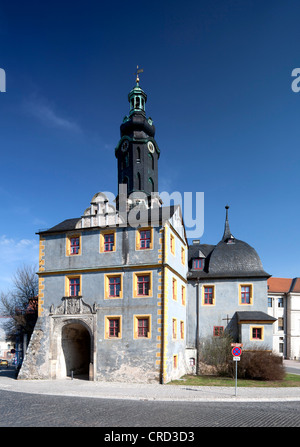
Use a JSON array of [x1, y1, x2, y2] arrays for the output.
[[149, 177, 154, 192]]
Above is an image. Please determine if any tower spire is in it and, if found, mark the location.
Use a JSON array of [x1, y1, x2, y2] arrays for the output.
[[222, 205, 234, 241]]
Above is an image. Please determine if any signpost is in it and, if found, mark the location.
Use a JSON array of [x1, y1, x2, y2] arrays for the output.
[[231, 344, 243, 396]]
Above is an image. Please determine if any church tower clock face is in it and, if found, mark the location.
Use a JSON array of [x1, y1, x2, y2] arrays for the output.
[[147, 141, 155, 153], [121, 140, 129, 152]]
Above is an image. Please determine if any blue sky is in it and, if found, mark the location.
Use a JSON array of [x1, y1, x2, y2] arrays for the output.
[[0, 0, 300, 293]]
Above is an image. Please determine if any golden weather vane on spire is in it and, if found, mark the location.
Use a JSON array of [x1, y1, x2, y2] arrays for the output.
[[135, 65, 144, 83]]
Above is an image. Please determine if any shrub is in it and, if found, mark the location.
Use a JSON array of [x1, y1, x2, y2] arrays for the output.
[[198, 333, 233, 376], [236, 349, 285, 381]]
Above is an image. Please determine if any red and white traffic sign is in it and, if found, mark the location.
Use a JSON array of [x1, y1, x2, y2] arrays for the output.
[[232, 346, 242, 357]]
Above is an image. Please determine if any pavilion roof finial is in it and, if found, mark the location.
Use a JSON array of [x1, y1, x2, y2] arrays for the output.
[[222, 205, 234, 241], [134, 65, 144, 84]]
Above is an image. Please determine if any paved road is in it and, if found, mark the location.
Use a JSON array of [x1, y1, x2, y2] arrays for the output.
[[0, 388, 300, 427], [0, 361, 300, 428]]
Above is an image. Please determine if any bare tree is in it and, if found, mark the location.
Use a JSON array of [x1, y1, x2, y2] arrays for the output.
[[0, 264, 38, 342]]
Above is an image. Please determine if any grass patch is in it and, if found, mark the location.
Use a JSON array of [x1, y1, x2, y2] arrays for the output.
[[169, 373, 300, 387]]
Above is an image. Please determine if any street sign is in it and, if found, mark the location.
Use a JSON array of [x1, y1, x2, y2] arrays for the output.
[[232, 347, 242, 357], [231, 343, 243, 347], [233, 357, 240, 361]]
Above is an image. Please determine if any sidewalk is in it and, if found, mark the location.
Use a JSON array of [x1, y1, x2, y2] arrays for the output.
[[0, 360, 300, 402]]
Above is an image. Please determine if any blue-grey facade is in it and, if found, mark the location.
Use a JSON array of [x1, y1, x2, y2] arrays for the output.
[[19, 80, 275, 383]]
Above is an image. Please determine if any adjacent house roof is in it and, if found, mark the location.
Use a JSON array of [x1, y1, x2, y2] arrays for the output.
[[267, 277, 300, 293]]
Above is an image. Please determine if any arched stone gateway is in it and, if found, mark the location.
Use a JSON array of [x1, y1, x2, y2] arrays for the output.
[[61, 322, 91, 379], [49, 297, 97, 380]]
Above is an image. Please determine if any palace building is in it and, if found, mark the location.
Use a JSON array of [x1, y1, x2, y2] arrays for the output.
[[19, 75, 275, 383]]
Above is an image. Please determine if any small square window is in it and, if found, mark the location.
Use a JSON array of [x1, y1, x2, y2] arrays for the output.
[[213, 326, 224, 337], [193, 258, 203, 270]]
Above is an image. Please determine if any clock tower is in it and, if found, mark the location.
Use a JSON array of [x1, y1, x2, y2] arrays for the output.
[[115, 70, 161, 210]]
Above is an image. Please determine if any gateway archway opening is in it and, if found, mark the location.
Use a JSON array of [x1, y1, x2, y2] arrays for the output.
[[61, 322, 91, 380]]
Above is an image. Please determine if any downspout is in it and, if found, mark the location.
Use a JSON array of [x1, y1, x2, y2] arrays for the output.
[[196, 279, 200, 375]]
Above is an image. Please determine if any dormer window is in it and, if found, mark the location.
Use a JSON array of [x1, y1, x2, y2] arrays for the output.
[[193, 258, 204, 270]]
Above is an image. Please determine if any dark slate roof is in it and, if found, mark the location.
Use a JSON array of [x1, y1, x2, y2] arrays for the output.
[[188, 206, 270, 279], [37, 206, 179, 235], [188, 239, 270, 279], [236, 311, 276, 323], [37, 218, 80, 234]]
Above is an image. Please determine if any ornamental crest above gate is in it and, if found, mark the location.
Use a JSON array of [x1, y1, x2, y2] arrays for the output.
[[50, 297, 97, 316]]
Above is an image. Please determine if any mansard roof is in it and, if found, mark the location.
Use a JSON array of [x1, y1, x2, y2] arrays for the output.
[[188, 207, 270, 280]]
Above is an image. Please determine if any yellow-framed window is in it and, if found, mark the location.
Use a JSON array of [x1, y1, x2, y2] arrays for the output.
[[105, 316, 122, 339], [136, 227, 153, 250], [181, 246, 185, 265], [66, 233, 81, 256], [172, 277, 177, 301], [170, 233, 175, 255], [239, 284, 253, 305], [202, 285, 215, 306], [250, 325, 264, 341], [133, 314, 151, 339], [173, 354, 178, 369], [133, 271, 153, 298], [181, 285, 186, 306], [104, 273, 123, 299], [100, 229, 116, 253], [180, 320, 184, 339], [65, 275, 82, 297], [172, 318, 177, 339]]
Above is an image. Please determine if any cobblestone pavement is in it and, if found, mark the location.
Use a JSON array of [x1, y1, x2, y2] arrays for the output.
[[0, 389, 300, 427], [1, 361, 300, 403], [0, 361, 300, 427]]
